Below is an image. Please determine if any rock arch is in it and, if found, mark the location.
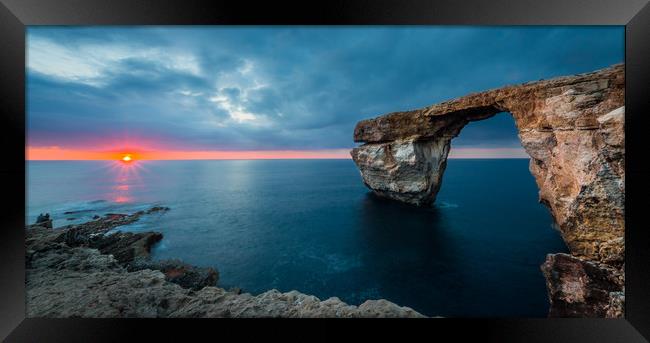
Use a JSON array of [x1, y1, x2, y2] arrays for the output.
[[350, 64, 625, 316]]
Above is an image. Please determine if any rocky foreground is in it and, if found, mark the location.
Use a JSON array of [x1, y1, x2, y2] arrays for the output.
[[351, 64, 625, 317], [26, 208, 424, 318]]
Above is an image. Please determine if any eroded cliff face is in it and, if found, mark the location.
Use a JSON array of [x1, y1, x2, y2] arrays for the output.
[[351, 64, 625, 317]]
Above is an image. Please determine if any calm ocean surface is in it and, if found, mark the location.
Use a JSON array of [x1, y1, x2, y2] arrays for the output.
[[27, 159, 568, 317]]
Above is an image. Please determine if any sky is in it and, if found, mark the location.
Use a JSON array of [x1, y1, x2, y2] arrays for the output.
[[26, 26, 624, 160]]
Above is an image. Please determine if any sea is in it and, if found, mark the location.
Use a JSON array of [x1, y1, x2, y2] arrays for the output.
[[26, 158, 568, 317]]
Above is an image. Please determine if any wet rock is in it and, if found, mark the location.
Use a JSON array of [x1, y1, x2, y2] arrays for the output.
[[55, 228, 162, 265], [53, 208, 166, 265], [64, 209, 93, 215], [147, 206, 170, 213], [91, 231, 163, 265], [130, 259, 219, 291], [35, 213, 53, 229]]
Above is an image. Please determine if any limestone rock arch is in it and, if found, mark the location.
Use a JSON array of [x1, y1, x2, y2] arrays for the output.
[[350, 64, 625, 317]]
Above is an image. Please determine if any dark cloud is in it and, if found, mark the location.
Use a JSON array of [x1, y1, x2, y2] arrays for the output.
[[27, 26, 624, 151]]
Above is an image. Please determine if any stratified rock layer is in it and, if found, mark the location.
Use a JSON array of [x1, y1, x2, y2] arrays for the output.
[[350, 64, 625, 317]]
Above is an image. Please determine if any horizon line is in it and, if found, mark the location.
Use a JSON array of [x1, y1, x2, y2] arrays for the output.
[[26, 146, 530, 160], [27, 157, 531, 161]]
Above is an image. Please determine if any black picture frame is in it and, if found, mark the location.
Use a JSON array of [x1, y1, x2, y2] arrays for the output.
[[1, 0, 649, 341]]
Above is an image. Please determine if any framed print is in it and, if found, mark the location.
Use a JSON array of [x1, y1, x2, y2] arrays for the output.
[[1, 0, 649, 341]]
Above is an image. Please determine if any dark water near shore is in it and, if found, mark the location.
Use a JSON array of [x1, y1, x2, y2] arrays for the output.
[[27, 159, 568, 317]]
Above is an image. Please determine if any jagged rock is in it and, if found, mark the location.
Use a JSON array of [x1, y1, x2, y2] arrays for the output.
[[606, 291, 625, 318], [64, 209, 93, 215], [54, 223, 163, 265], [147, 206, 171, 213], [90, 231, 163, 265], [130, 259, 219, 291], [168, 288, 423, 318], [25, 218, 424, 318], [541, 253, 624, 317], [228, 287, 243, 295], [351, 64, 625, 317], [26, 208, 424, 318], [25, 225, 68, 268], [35, 213, 53, 229], [50, 207, 173, 265]]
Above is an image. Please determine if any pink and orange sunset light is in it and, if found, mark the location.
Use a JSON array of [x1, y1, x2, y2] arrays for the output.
[[27, 27, 579, 163], [26, 146, 529, 160], [26, 146, 355, 161]]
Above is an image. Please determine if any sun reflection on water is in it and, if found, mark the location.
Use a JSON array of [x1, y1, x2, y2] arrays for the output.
[[105, 158, 146, 204]]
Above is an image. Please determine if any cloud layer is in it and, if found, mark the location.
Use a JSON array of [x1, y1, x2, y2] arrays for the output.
[[27, 26, 624, 152]]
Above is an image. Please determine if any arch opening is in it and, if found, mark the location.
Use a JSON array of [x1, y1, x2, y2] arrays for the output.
[[431, 111, 570, 316], [350, 64, 625, 317]]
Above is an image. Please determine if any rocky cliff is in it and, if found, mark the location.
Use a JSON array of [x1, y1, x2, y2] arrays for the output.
[[26, 209, 424, 318], [351, 64, 625, 317]]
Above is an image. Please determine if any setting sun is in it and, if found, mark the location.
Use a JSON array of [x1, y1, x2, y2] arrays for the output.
[[121, 154, 133, 162]]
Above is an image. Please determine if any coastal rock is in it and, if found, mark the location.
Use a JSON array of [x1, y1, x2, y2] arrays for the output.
[[55, 221, 163, 265], [350, 138, 450, 205], [541, 253, 624, 317], [27, 244, 424, 318], [25, 225, 71, 269], [89, 231, 163, 265], [50, 207, 172, 266], [35, 213, 53, 229], [351, 64, 625, 317], [26, 210, 424, 318], [130, 259, 219, 291]]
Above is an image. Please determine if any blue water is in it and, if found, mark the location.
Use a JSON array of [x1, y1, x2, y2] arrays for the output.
[[27, 159, 568, 317]]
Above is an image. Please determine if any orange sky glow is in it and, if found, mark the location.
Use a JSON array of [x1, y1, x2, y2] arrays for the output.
[[26, 146, 529, 160]]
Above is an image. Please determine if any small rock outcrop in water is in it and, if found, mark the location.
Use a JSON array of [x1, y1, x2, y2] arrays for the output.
[[25, 209, 424, 318], [351, 64, 625, 317], [53, 208, 169, 266], [35, 213, 52, 229]]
